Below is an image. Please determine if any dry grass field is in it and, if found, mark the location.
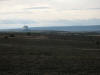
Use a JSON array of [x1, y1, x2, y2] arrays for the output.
[[0, 32, 100, 75]]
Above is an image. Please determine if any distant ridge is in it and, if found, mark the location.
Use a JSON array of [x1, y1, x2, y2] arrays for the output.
[[0, 25, 100, 32], [30, 25, 100, 32]]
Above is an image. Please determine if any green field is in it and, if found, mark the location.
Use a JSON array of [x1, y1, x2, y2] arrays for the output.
[[0, 32, 100, 75]]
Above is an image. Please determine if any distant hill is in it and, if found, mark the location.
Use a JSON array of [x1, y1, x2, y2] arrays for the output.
[[0, 25, 100, 32], [30, 25, 100, 32]]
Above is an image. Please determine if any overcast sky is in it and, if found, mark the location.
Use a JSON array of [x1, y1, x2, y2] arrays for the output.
[[0, 0, 100, 29]]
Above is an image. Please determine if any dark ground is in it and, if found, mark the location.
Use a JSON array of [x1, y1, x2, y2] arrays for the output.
[[0, 32, 100, 75]]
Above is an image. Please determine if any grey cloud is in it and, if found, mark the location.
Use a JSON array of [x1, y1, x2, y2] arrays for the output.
[[0, 11, 32, 14], [68, 8, 100, 10], [0, 0, 10, 1], [26, 6, 50, 10], [45, 19, 100, 26], [74, 8, 100, 10], [0, 20, 37, 24], [1, 19, 100, 25], [89, 8, 100, 10]]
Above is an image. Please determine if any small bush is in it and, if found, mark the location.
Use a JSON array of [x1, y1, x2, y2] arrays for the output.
[[9, 34, 15, 37], [27, 32, 31, 36], [96, 41, 100, 45], [4, 36, 8, 39]]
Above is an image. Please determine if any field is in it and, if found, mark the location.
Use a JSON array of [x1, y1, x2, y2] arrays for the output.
[[0, 31, 100, 75]]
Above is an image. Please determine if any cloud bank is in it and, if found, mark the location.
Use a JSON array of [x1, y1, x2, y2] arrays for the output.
[[0, 0, 100, 28]]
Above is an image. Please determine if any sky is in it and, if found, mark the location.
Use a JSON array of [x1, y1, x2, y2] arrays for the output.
[[0, 0, 100, 29]]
